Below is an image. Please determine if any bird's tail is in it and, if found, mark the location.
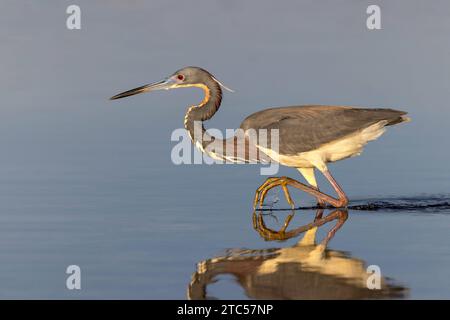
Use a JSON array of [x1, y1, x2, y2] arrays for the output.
[[387, 114, 411, 126]]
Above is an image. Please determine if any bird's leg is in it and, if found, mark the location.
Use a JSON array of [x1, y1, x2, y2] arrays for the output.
[[298, 168, 325, 208], [312, 186, 326, 208], [320, 170, 349, 208], [254, 173, 348, 209], [256, 177, 296, 209], [281, 184, 295, 209], [296, 171, 348, 208], [253, 177, 278, 208], [255, 177, 310, 209], [302, 170, 348, 208], [253, 177, 295, 209]]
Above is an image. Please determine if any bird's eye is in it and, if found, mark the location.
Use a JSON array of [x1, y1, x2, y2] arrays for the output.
[[177, 74, 185, 81]]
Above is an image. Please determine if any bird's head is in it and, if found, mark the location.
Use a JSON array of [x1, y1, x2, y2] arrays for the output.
[[110, 66, 233, 100]]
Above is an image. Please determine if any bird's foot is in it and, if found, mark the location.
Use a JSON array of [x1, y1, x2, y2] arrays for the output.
[[254, 176, 296, 210], [254, 176, 347, 209]]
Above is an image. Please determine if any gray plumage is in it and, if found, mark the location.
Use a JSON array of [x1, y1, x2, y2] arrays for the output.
[[240, 105, 407, 155]]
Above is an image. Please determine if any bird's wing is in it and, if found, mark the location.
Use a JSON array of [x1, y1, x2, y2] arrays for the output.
[[240, 105, 407, 155]]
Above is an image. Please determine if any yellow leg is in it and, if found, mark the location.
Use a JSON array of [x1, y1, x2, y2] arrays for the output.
[[298, 167, 325, 207], [298, 167, 318, 188], [253, 177, 279, 208], [254, 175, 348, 209], [258, 178, 295, 209]]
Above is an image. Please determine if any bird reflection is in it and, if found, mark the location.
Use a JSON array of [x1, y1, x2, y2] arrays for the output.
[[188, 209, 407, 299]]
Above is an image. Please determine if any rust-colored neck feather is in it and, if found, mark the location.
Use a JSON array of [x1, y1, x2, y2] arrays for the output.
[[184, 79, 222, 147]]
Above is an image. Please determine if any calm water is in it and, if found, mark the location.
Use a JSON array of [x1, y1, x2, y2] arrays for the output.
[[1, 1, 450, 299]]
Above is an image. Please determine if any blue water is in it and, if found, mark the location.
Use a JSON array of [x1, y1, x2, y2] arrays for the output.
[[1, 1, 450, 299]]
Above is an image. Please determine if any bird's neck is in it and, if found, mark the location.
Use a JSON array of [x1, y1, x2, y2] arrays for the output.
[[184, 80, 222, 148]]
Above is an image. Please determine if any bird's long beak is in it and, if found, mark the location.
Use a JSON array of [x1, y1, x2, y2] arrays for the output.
[[110, 78, 176, 100]]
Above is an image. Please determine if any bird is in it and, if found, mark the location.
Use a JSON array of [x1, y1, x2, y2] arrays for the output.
[[110, 66, 410, 209]]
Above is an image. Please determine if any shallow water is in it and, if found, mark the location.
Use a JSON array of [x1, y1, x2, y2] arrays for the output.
[[1, 1, 450, 299], [1, 157, 450, 299]]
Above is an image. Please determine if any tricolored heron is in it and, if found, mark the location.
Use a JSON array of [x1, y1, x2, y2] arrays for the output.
[[110, 66, 409, 209]]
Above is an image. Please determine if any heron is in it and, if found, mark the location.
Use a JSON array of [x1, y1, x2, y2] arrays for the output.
[[110, 66, 409, 209]]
